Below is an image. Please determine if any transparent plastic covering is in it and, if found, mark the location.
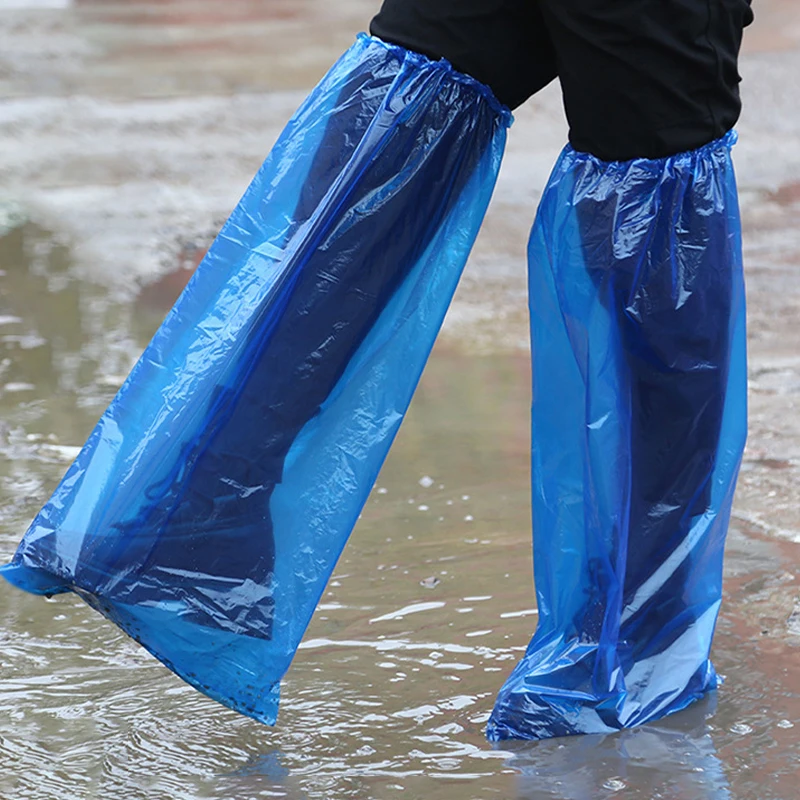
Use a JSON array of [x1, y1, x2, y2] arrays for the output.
[[487, 131, 747, 739], [0, 34, 510, 724]]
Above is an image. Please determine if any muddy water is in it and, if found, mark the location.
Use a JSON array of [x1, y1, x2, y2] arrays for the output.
[[1, 2, 800, 799], [0, 221, 797, 800], [1, 222, 799, 800]]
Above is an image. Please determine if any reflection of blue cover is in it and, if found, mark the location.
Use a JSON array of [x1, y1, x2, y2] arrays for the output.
[[488, 132, 747, 739], [0, 35, 510, 724], [508, 696, 731, 799]]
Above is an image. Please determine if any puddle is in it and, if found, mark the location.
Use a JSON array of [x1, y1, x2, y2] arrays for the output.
[[0, 221, 799, 800]]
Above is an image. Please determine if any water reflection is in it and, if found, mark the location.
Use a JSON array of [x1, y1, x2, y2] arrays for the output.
[[507, 697, 731, 799], [219, 750, 304, 800]]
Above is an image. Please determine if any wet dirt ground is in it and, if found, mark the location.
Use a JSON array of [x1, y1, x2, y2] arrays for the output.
[[0, 2, 799, 798]]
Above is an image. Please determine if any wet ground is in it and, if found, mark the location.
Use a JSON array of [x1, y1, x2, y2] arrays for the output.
[[1, 1, 799, 798]]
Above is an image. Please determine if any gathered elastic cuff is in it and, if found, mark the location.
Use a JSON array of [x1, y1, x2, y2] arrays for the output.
[[360, 33, 514, 128], [566, 128, 738, 170]]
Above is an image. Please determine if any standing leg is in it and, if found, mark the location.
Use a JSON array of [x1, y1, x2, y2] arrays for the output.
[[488, 0, 753, 739]]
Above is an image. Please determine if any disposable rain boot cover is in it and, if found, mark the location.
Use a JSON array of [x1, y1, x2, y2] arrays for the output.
[[487, 131, 747, 740], [0, 34, 511, 724]]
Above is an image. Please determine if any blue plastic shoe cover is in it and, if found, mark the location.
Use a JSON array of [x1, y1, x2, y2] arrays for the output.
[[0, 34, 511, 724], [487, 131, 747, 740]]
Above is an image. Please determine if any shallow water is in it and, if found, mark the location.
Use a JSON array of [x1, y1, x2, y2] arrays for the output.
[[1, 222, 799, 800], [1, 2, 800, 799]]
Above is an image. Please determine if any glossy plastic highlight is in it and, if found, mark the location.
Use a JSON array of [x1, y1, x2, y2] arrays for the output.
[[0, 34, 510, 724], [487, 132, 747, 740]]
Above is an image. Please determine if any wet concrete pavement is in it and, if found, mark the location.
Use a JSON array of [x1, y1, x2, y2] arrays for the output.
[[0, 2, 799, 798]]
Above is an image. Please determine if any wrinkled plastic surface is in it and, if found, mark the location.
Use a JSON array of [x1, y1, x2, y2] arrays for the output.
[[0, 34, 510, 724], [487, 132, 747, 739]]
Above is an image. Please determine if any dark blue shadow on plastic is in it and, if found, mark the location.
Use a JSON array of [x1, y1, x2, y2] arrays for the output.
[[0, 34, 511, 724], [487, 132, 747, 739]]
